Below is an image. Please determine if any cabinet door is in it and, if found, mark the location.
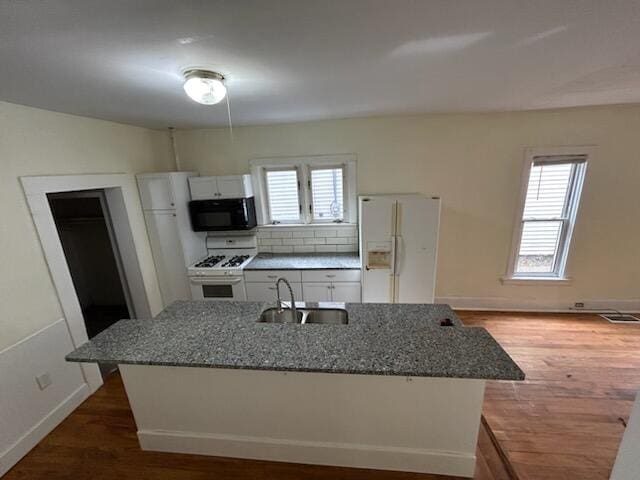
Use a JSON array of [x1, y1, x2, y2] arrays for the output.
[[144, 211, 190, 306], [246, 282, 303, 302], [331, 282, 361, 303], [138, 175, 175, 210], [216, 175, 246, 199], [302, 283, 333, 303], [188, 177, 219, 200]]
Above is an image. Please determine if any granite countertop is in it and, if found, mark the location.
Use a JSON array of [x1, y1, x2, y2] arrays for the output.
[[66, 300, 524, 381], [245, 253, 360, 270]]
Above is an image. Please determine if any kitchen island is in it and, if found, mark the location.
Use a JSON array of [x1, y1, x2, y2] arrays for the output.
[[66, 300, 524, 478]]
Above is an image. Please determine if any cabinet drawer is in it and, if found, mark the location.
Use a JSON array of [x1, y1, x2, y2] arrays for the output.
[[301, 269, 361, 283], [246, 282, 303, 302], [244, 270, 302, 284]]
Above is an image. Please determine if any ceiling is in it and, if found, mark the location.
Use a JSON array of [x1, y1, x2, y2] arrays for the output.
[[2, 0, 640, 129]]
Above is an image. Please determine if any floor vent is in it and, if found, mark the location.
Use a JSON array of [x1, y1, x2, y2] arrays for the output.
[[600, 314, 640, 324]]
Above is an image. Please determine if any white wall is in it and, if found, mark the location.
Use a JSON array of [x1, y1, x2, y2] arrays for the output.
[[0, 101, 172, 474], [175, 105, 640, 311], [0, 101, 172, 350]]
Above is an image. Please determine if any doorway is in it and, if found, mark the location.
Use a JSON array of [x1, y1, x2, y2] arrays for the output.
[[48, 190, 134, 376], [22, 173, 162, 393]]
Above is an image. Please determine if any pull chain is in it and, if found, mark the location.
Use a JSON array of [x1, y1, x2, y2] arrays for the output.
[[225, 88, 234, 143]]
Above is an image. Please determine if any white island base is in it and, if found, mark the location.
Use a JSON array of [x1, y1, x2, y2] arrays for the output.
[[120, 365, 486, 478]]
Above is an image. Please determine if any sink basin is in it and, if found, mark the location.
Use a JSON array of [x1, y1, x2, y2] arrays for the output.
[[302, 309, 349, 325], [257, 308, 349, 325], [258, 308, 303, 324]]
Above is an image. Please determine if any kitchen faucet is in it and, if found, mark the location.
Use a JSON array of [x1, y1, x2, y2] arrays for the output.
[[275, 277, 297, 320]]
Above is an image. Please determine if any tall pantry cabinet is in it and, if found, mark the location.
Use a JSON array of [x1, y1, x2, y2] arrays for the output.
[[137, 172, 205, 307]]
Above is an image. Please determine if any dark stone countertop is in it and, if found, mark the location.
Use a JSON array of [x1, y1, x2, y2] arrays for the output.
[[245, 253, 360, 270], [66, 300, 524, 381]]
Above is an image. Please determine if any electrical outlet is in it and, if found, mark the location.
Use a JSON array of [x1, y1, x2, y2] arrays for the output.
[[574, 302, 585, 309], [36, 372, 52, 391]]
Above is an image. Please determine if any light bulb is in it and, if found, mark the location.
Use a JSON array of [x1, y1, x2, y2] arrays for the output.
[[183, 70, 227, 105]]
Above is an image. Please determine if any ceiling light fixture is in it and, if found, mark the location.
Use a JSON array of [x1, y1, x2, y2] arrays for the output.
[[183, 69, 227, 105]]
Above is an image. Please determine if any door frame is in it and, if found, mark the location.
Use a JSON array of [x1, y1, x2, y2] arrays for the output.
[[21, 174, 164, 393]]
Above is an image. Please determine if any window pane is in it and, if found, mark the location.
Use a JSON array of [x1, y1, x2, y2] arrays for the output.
[[311, 168, 343, 220], [266, 170, 299, 222], [523, 163, 573, 219], [516, 220, 563, 273]]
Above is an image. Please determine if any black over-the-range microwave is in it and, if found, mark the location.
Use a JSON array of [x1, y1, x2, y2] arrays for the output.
[[188, 197, 257, 231]]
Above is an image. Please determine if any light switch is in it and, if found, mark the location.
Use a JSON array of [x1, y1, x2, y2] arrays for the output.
[[36, 372, 52, 391]]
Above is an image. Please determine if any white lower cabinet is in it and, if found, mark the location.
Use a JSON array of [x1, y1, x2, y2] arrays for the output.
[[303, 281, 361, 303], [245, 281, 303, 302], [331, 282, 361, 303], [245, 269, 361, 303], [302, 283, 332, 302], [144, 211, 191, 305]]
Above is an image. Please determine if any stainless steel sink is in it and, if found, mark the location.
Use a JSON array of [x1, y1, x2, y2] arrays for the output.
[[302, 309, 349, 325], [258, 308, 304, 324], [257, 308, 348, 325]]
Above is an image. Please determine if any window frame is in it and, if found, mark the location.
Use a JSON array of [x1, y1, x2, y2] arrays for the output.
[[504, 146, 591, 283], [250, 154, 357, 226]]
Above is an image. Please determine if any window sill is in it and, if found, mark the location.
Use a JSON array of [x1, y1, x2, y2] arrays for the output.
[[500, 276, 572, 286], [259, 223, 357, 228]]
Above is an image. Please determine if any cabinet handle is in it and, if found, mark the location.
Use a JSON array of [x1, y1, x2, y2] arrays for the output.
[[268, 287, 276, 290], [326, 274, 336, 278], [170, 202, 174, 206], [267, 275, 278, 279]]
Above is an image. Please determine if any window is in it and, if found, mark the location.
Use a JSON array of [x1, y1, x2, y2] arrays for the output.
[[507, 148, 589, 281], [250, 155, 356, 225], [265, 169, 300, 223], [310, 167, 344, 221]]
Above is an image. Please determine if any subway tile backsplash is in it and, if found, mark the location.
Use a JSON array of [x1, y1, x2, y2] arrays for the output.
[[256, 225, 358, 253]]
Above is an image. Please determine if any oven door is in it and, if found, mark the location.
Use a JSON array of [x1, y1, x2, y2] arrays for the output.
[[189, 276, 247, 301]]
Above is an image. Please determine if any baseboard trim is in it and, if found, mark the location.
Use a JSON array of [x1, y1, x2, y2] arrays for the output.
[[137, 429, 477, 478], [436, 296, 640, 313], [0, 384, 89, 477]]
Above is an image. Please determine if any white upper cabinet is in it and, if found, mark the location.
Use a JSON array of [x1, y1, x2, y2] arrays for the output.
[[189, 174, 253, 200], [217, 175, 253, 198], [187, 177, 218, 201], [137, 175, 175, 210]]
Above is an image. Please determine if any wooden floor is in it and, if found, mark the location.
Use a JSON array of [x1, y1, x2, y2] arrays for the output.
[[4, 373, 510, 480], [460, 311, 640, 480], [6, 311, 640, 480]]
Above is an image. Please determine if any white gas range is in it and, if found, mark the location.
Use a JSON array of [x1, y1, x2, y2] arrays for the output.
[[187, 235, 257, 301]]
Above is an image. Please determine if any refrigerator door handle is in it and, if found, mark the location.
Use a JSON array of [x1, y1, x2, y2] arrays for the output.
[[389, 235, 398, 302], [390, 235, 397, 275], [395, 236, 403, 275]]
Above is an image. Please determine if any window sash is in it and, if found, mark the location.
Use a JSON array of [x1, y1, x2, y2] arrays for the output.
[[308, 166, 346, 223], [264, 167, 301, 224], [515, 218, 568, 276]]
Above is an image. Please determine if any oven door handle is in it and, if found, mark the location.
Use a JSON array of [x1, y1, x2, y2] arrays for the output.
[[189, 277, 243, 285]]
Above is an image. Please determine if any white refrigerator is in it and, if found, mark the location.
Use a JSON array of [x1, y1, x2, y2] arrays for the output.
[[359, 194, 441, 303]]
